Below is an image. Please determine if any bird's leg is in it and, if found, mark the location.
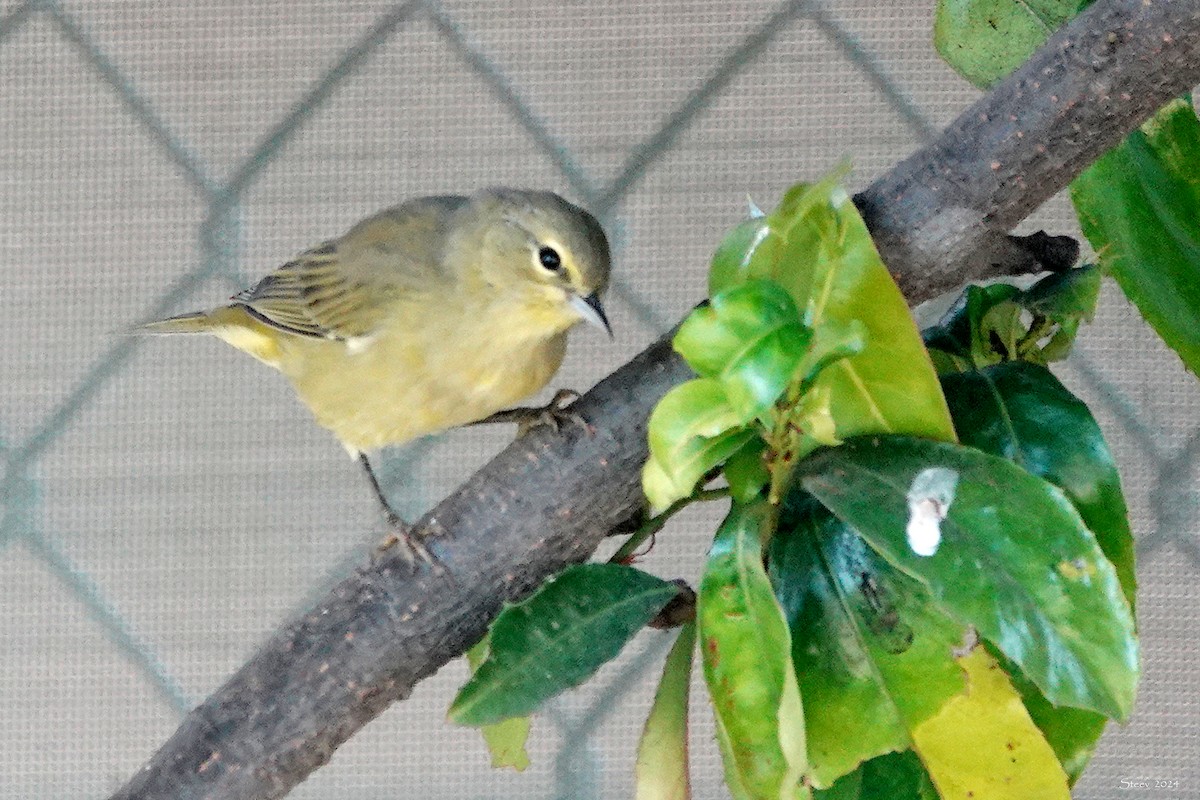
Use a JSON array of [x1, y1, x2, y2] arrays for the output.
[[471, 389, 593, 437], [359, 454, 435, 568]]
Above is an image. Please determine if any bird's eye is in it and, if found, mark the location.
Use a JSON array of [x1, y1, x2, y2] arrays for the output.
[[537, 246, 563, 272]]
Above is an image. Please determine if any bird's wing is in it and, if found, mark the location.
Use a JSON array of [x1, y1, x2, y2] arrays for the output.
[[231, 195, 467, 341]]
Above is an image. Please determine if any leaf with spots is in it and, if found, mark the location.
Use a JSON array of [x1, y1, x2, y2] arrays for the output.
[[911, 647, 1071, 799], [699, 501, 809, 799], [450, 564, 678, 726], [940, 360, 1136, 781], [798, 436, 1139, 721], [769, 494, 967, 788], [934, 0, 1091, 87]]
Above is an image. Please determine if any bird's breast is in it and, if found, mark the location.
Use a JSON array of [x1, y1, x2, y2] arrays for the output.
[[280, 319, 568, 453]]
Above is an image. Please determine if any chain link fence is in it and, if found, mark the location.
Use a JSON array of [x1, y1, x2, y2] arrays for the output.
[[1, 1, 1196, 797]]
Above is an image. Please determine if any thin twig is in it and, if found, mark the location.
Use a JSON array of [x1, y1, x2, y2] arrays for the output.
[[609, 488, 731, 565]]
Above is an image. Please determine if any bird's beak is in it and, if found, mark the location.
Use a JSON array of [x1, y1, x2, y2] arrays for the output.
[[569, 292, 613, 338]]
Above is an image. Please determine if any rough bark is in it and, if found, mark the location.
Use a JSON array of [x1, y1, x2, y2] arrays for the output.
[[112, 0, 1200, 797]]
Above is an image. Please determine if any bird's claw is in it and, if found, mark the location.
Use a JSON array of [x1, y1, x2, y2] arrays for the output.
[[473, 388, 595, 437], [517, 389, 591, 436], [375, 515, 439, 572]]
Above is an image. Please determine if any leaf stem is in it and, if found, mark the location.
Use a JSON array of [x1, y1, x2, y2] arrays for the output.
[[1015, 315, 1056, 359], [610, 488, 730, 564]]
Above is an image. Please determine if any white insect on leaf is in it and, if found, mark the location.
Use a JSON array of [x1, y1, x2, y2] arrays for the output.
[[905, 467, 959, 557]]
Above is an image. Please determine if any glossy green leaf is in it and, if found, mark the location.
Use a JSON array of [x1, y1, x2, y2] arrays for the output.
[[1021, 266, 1102, 361], [776, 185, 956, 455], [465, 638, 531, 771], [814, 751, 937, 800], [725, 437, 771, 504], [797, 319, 867, 392], [708, 169, 956, 455], [1072, 98, 1200, 375], [635, 622, 696, 800], [700, 502, 808, 799], [644, 379, 757, 512], [674, 281, 812, 418], [450, 564, 678, 726], [709, 217, 779, 296], [924, 283, 1022, 371], [934, 0, 1088, 87], [1021, 266, 1101, 324], [924, 267, 1101, 370], [648, 379, 741, 457], [644, 428, 757, 514], [770, 495, 967, 787], [941, 361, 1136, 606], [940, 361, 1136, 781], [799, 436, 1139, 721]]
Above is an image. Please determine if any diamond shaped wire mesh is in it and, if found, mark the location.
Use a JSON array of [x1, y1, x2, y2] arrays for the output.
[[0, 1, 1197, 797]]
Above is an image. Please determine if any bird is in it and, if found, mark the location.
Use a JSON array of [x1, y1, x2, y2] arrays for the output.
[[140, 188, 612, 562]]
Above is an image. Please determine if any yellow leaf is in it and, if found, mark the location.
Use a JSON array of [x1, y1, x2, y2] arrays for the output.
[[635, 623, 695, 800], [465, 639, 531, 771], [912, 648, 1070, 800]]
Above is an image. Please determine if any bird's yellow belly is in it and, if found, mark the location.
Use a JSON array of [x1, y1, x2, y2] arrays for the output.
[[279, 329, 567, 454]]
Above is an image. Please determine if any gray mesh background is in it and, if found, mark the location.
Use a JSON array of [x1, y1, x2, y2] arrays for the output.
[[1, 1, 1197, 798]]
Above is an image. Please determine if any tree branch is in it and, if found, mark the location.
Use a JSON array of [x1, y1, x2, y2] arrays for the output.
[[112, 1, 1200, 797]]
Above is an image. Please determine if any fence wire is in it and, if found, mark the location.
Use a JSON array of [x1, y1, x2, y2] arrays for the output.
[[1, 1, 1196, 798]]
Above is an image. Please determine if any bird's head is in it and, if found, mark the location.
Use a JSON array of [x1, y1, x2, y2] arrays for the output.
[[452, 188, 613, 338]]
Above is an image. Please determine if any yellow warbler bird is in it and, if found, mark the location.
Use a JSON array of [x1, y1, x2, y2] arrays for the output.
[[142, 188, 612, 557]]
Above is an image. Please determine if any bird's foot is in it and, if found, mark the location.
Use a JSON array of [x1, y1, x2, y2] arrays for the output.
[[518, 389, 589, 436], [475, 389, 593, 437], [375, 513, 438, 572]]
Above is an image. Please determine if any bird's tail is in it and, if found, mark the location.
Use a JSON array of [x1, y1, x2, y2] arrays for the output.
[[134, 307, 284, 368], [136, 311, 214, 335]]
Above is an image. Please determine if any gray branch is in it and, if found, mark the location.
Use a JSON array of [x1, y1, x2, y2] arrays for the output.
[[111, 0, 1200, 797]]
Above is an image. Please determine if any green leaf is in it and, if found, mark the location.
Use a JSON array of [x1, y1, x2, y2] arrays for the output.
[[644, 379, 757, 512], [709, 217, 779, 296], [1021, 266, 1101, 325], [648, 379, 742, 457], [994, 648, 1107, 785], [1072, 98, 1200, 375], [924, 270, 1100, 369], [779, 185, 956, 454], [635, 622, 696, 800], [700, 502, 808, 799], [709, 168, 957, 454], [674, 281, 812, 418], [923, 283, 1022, 369], [797, 319, 867, 392], [644, 428, 757, 514], [725, 437, 771, 504], [941, 361, 1136, 607], [940, 361, 1136, 781], [770, 495, 967, 787], [814, 751, 937, 800], [782, 494, 1075, 796], [450, 564, 678, 726], [798, 436, 1139, 721], [465, 638, 531, 771], [1020, 266, 1102, 361], [934, 0, 1088, 88]]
